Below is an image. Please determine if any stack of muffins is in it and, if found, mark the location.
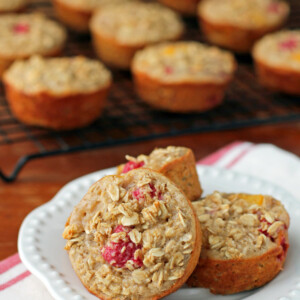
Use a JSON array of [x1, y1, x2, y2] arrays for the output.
[[63, 145, 290, 298], [1, 0, 297, 131]]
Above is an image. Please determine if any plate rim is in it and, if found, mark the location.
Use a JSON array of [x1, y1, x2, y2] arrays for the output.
[[18, 165, 300, 300]]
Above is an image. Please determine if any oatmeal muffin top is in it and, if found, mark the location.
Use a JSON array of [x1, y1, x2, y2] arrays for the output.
[[0, 14, 66, 59], [193, 192, 289, 260], [121, 146, 189, 173], [63, 168, 200, 299], [253, 30, 300, 71], [90, 2, 184, 46], [0, 0, 27, 12], [56, 0, 133, 11], [199, 0, 289, 29], [133, 42, 236, 83], [4, 56, 112, 95]]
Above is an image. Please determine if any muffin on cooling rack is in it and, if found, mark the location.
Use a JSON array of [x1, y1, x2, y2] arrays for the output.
[[188, 192, 289, 294], [0, 0, 27, 13], [132, 41, 236, 113], [63, 168, 202, 299], [0, 14, 66, 77], [52, 0, 133, 33], [117, 146, 202, 201], [198, 0, 290, 53], [90, 2, 184, 69], [3, 56, 112, 130], [157, 0, 200, 16], [253, 30, 300, 95]]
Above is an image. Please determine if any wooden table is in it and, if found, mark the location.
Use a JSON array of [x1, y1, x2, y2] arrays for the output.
[[0, 121, 299, 261]]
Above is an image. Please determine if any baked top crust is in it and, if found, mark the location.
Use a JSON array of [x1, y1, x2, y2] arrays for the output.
[[253, 30, 300, 71], [121, 146, 188, 172], [4, 56, 112, 95], [55, 0, 132, 11], [193, 192, 289, 260], [63, 168, 200, 299], [90, 2, 184, 46], [132, 42, 236, 83], [199, 0, 289, 29], [0, 14, 66, 59], [0, 0, 27, 11]]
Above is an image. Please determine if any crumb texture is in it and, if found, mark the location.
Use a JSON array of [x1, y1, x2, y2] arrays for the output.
[[193, 192, 289, 260], [199, 0, 289, 29], [133, 42, 236, 83], [253, 30, 300, 70], [122, 146, 187, 171], [119, 146, 202, 201], [57, 0, 132, 10], [63, 169, 198, 299], [4, 56, 112, 95], [0, 14, 66, 58], [90, 2, 184, 45]]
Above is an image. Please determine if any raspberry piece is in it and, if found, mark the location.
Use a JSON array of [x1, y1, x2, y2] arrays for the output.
[[132, 184, 163, 201], [260, 218, 272, 226], [149, 183, 162, 200], [102, 241, 142, 268], [132, 188, 144, 201], [258, 218, 274, 242], [258, 228, 274, 242], [113, 225, 130, 233], [164, 66, 174, 74], [149, 183, 156, 198], [12, 23, 30, 34], [122, 161, 145, 173], [267, 2, 281, 13], [277, 235, 289, 261], [279, 38, 298, 51], [102, 226, 143, 268]]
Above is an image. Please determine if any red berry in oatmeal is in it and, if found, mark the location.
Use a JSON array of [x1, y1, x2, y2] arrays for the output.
[[198, 0, 289, 52], [122, 160, 145, 173], [253, 30, 300, 95], [279, 38, 298, 51], [63, 168, 201, 299], [117, 146, 203, 201], [12, 23, 30, 34], [102, 226, 143, 268], [188, 192, 290, 295], [0, 14, 66, 77]]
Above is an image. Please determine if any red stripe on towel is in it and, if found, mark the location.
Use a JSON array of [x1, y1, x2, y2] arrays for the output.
[[0, 270, 31, 291], [198, 141, 244, 165], [226, 144, 256, 169], [0, 253, 21, 275]]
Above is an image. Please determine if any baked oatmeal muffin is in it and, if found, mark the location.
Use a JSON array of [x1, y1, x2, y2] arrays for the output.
[[52, 0, 133, 33], [90, 2, 184, 69], [63, 168, 202, 299], [253, 30, 300, 95], [198, 0, 290, 53], [0, 0, 27, 13], [188, 192, 289, 294], [117, 146, 202, 201], [3, 56, 112, 130], [132, 42, 236, 112], [157, 0, 200, 16], [0, 14, 66, 77]]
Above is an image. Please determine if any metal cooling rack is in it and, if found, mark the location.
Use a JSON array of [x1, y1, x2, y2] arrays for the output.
[[0, 0, 300, 182]]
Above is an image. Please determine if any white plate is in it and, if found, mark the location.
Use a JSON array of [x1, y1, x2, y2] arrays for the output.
[[18, 166, 300, 300]]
